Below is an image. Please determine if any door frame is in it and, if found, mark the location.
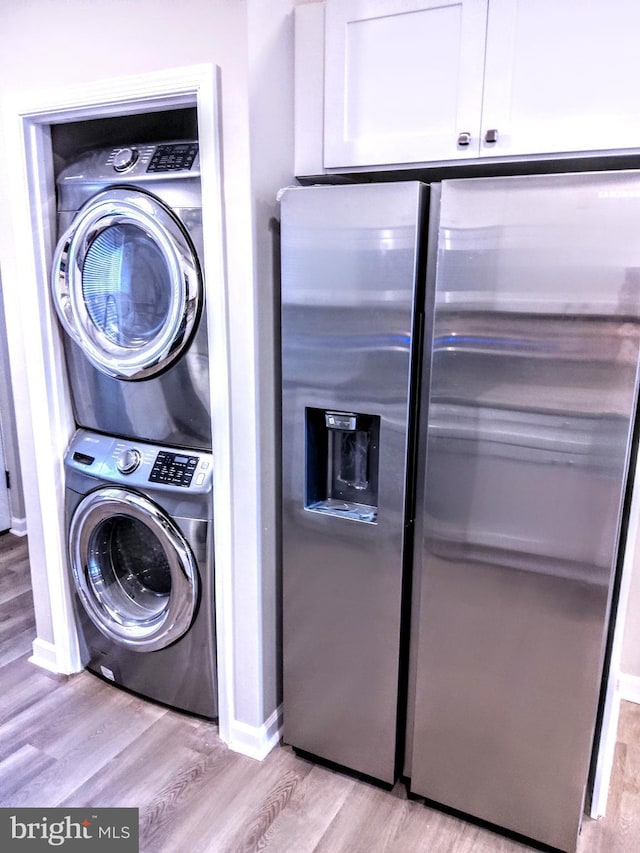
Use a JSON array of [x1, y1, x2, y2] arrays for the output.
[[0, 418, 10, 533], [0, 64, 236, 744]]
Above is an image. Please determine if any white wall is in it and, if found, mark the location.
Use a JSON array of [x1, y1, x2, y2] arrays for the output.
[[0, 0, 295, 750], [246, 0, 296, 723]]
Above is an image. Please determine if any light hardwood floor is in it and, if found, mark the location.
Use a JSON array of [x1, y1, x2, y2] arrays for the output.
[[1, 532, 639, 852]]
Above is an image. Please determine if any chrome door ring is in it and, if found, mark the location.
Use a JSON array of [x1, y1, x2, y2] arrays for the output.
[[52, 187, 202, 380], [69, 486, 199, 652]]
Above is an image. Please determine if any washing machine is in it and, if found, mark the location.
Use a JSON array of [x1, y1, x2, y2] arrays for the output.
[[52, 141, 211, 450], [64, 428, 217, 718]]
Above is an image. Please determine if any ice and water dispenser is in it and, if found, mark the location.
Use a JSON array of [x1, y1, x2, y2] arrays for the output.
[[305, 409, 380, 523]]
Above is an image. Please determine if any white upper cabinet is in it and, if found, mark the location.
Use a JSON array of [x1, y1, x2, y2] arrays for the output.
[[296, 0, 640, 174], [481, 0, 640, 159], [324, 0, 488, 168]]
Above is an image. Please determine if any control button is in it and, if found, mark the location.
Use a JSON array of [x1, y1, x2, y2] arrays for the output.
[[200, 460, 209, 470], [117, 448, 141, 475], [196, 473, 205, 485], [112, 147, 139, 172]]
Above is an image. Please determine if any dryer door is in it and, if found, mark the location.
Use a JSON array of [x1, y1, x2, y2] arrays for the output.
[[68, 486, 199, 652], [52, 187, 202, 380]]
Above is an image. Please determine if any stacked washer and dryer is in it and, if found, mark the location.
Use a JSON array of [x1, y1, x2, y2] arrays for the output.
[[51, 141, 217, 718]]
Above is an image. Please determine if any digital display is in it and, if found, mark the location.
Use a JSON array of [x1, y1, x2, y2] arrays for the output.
[[149, 450, 199, 487]]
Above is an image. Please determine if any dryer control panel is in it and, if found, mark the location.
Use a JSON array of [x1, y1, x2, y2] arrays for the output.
[[56, 140, 202, 211], [147, 143, 199, 173], [104, 142, 199, 174], [66, 429, 213, 493]]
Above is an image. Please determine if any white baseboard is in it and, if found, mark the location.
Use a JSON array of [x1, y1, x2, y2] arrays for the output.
[[226, 705, 283, 761], [619, 673, 640, 705], [10, 516, 27, 537], [29, 637, 59, 673]]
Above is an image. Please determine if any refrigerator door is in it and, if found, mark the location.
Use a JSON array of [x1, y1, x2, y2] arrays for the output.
[[281, 182, 426, 783], [410, 172, 640, 851]]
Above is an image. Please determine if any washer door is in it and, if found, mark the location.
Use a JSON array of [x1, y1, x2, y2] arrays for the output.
[[52, 187, 202, 380], [69, 486, 199, 652]]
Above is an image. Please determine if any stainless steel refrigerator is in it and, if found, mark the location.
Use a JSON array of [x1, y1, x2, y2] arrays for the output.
[[280, 172, 640, 852]]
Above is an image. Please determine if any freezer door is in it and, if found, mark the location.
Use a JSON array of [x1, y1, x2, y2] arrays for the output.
[[281, 182, 426, 783], [410, 172, 640, 852]]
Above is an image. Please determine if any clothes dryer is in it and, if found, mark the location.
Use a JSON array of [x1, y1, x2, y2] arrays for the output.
[[64, 428, 217, 718], [52, 141, 211, 450]]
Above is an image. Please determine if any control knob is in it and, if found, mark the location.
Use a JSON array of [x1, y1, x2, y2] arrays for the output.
[[112, 147, 138, 172], [117, 448, 141, 475]]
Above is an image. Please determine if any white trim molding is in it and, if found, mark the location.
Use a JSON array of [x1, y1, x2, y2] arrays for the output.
[[10, 516, 27, 537], [226, 705, 283, 762], [619, 673, 640, 705], [29, 637, 60, 674]]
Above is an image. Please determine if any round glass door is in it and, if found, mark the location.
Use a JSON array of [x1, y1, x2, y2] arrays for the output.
[[52, 188, 202, 380], [69, 487, 199, 651], [81, 223, 172, 349]]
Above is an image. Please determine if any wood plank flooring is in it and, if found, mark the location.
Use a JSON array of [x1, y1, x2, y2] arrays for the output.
[[1, 531, 640, 852]]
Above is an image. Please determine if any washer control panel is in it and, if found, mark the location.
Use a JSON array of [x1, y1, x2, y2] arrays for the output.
[[66, 429, 212, 493], [150, 451, 200, 487]]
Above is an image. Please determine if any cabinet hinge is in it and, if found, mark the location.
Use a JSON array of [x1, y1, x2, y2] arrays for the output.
[[5, 470, 10, 490]]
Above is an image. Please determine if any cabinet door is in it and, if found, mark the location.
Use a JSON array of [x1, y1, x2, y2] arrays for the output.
[[482, 0, 640, 158], [324, 0, 488, 168]]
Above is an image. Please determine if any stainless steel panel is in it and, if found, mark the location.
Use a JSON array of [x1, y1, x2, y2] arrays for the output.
[[281, 182, 426, 783], [410, 172, 640, 851]]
